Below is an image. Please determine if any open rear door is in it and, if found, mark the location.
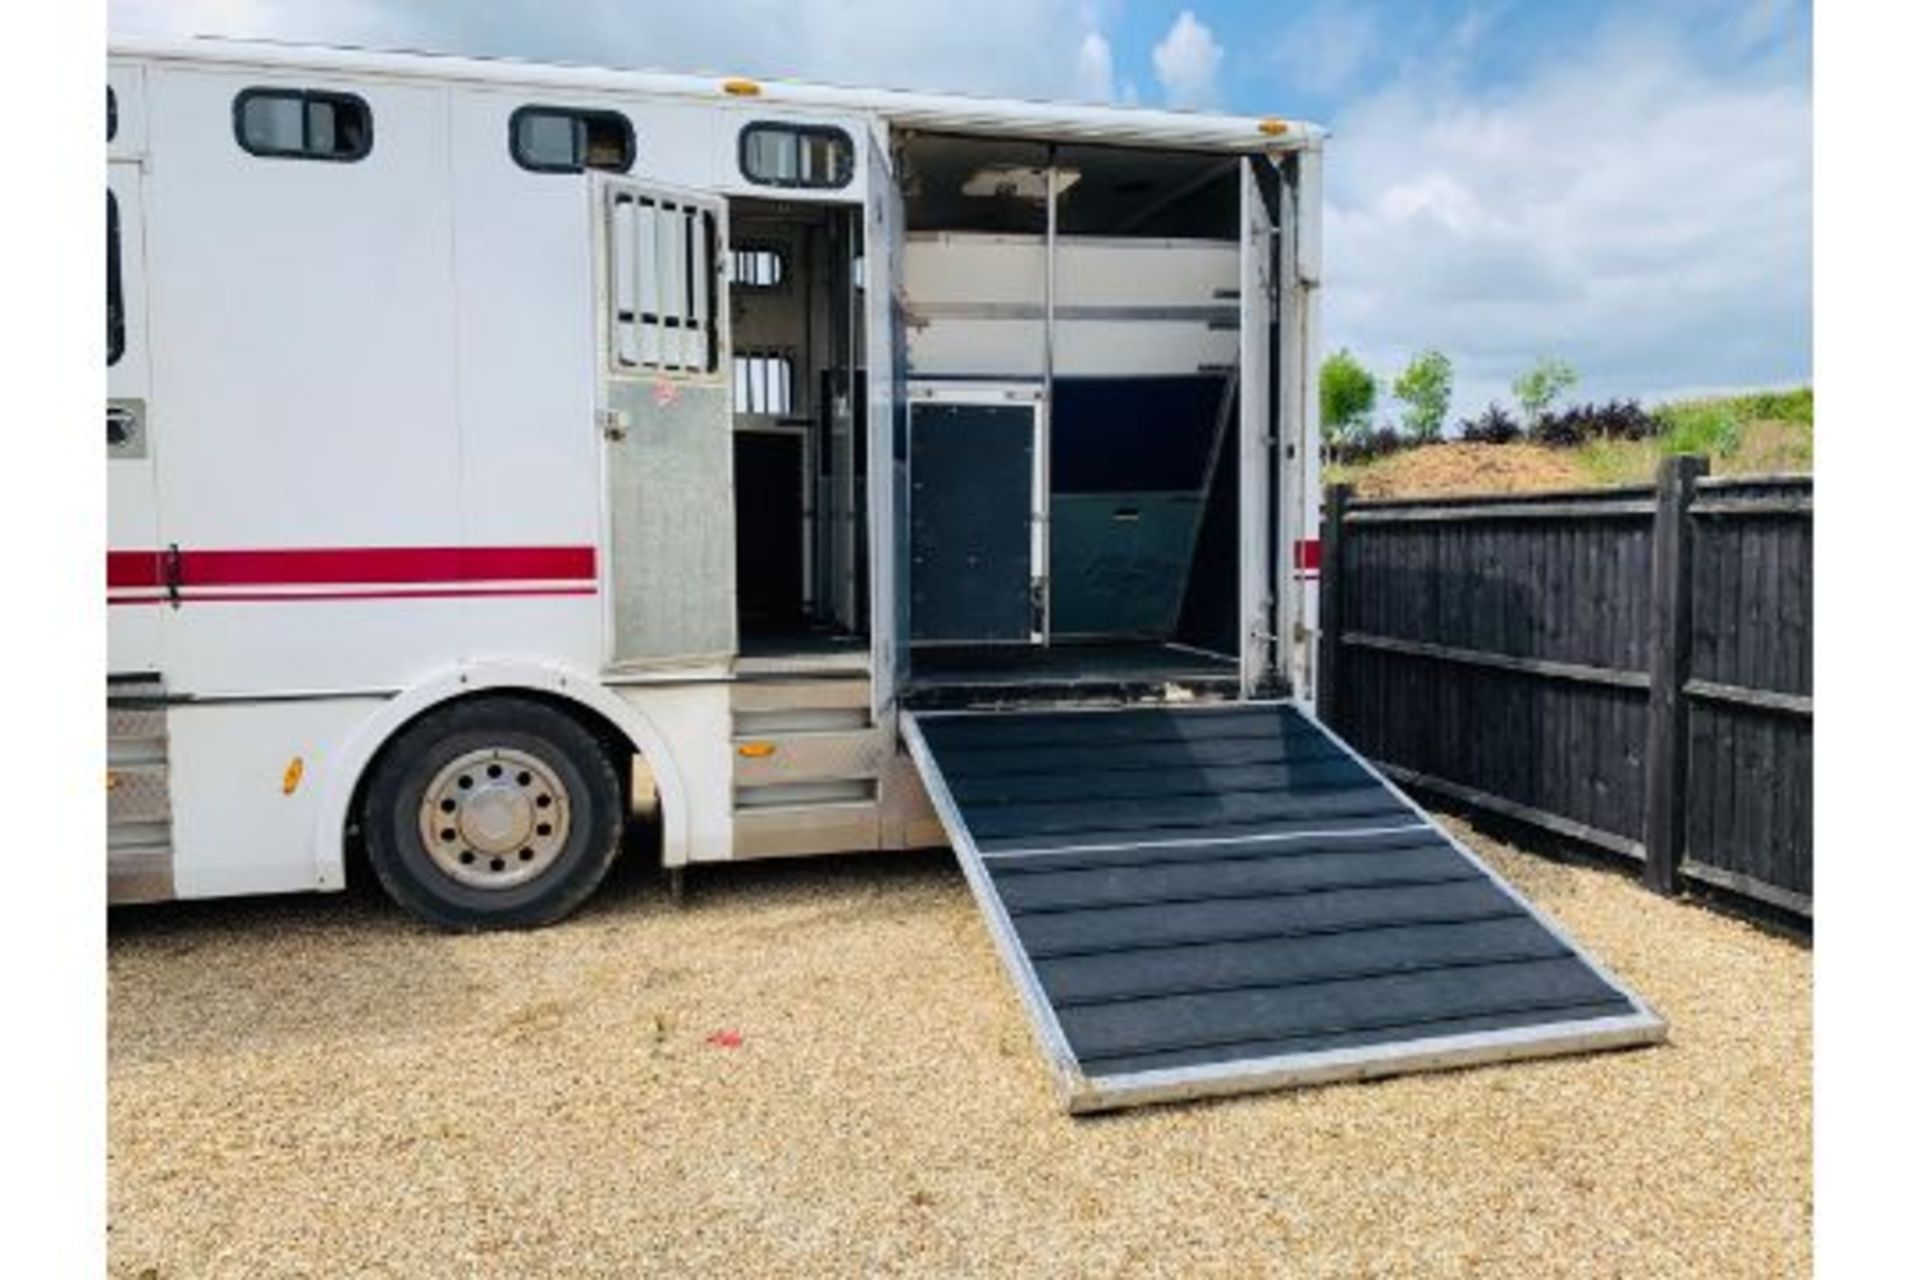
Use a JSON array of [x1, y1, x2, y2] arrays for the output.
[[865, 124, 909, 713], [1237, 157, 1279, 695]]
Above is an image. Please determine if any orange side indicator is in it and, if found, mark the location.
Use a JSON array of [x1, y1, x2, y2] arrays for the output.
[[737, 742, 777, 759], [282, 756, 305, 795], [722, 77, 762, 97]]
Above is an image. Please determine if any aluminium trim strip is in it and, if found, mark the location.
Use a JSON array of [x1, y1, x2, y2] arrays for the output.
[[978, 822, 1433, 862], [1073, 1010, 1665, 1113], [900, 713, 1088, 1106]]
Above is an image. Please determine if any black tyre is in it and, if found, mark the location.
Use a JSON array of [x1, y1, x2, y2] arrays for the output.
[[362, 696, 624, 930]]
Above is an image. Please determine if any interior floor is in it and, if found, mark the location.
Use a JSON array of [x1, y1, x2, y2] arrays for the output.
[[904, 641, 1236, 708], [737, 629, 871, 676]]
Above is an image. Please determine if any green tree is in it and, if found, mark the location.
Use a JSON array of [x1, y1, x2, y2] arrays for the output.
[[1513, 356, 1579, 426], [1318, 348, 1377, 443], [1393, 349, 1453, 442]]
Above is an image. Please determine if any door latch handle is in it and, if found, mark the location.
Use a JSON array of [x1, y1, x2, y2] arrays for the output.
[[162, 543, 183, 609], [599, 408, 629, 442]]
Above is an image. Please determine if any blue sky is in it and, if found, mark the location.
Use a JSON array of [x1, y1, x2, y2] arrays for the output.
[[112, 0, 1812, 423]]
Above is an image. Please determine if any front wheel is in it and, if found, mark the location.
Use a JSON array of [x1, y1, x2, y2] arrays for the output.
[[362, 696, 624, 930]]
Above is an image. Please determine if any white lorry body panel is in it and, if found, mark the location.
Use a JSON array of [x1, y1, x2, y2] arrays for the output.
[[103, 35, 1324, 908]]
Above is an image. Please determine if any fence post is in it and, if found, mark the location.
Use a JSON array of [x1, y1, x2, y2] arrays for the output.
[[1316, 484, 1351, 725], [1643, 454, 1707, 894]]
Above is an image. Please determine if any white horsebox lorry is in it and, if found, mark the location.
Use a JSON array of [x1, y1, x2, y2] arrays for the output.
[[107, 35, 1326, 926], [107, 37, 1673, 1112]]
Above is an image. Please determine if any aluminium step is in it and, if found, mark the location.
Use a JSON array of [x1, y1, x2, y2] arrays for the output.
[[901, 700, 1665, 1113], [108, 678, 174, 903]]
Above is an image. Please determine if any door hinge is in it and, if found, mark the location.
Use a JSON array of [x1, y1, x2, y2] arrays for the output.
[[599, 408, 628, 442]]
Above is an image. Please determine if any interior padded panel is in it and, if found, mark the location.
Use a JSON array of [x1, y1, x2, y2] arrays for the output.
[[734, 433, 806, 635], [910, 702, 1645, 1090], [1049, 376, 1228, 493], [1049, 493, 1205, 637], [908, 402, 1034, 643], [1048, 375, 1228, 641], [1174, 385, 1239, 656]]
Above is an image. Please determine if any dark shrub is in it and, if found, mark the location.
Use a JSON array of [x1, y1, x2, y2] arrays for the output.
[[1530, 406, 1590, 447], [1459, 404, 1521, 444], [1592, 398, 1659, 440], [1329, 424, 1407, 465], [1530, 398, 1659, 447]]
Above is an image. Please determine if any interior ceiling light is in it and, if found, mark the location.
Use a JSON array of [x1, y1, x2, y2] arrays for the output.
[[960, 165, 1082, 201]]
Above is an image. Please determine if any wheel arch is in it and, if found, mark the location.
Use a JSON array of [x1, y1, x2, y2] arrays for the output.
[[312, 661, 691, 890]]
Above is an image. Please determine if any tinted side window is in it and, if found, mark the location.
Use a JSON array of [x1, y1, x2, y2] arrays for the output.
[[739, 123, 853, 189], [510, 106, 634, 174], [108, 190, 123, 366], [234, 88, 373, 161]]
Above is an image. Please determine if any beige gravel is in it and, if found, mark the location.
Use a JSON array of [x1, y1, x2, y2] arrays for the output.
[[108, 815, 1810, 1278]]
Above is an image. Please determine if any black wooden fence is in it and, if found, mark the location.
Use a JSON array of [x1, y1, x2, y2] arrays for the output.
[[1317, 459, 1812, 918]]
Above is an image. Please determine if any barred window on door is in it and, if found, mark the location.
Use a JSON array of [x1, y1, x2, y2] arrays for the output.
[[607, 192, 719, 376]]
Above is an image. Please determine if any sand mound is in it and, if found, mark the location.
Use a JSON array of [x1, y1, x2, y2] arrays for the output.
[[1343, 442, 1588, 500]]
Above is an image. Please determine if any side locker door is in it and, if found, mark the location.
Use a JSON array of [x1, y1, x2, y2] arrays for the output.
[[864, 123, 908, 713], [1238, 156, 1279, 695], [108, 66, 163, 676], [596, 176, 735, 667]]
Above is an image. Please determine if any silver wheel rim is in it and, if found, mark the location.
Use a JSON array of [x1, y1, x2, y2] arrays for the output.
[[417, 747, 572, 890]]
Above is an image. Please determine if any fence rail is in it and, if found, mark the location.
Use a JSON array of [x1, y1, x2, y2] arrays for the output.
[[1317, 459, 1812, 918]]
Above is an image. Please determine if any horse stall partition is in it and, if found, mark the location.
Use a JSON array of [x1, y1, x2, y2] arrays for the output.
[[1317, 461, 1812, 919]]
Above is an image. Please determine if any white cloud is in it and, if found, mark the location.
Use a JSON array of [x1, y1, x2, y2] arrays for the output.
[[1270, 3, 1379, 97], [1323, 30, 1810, 419], [1073, 30, 1115, 103], [1152, 10, 1223, 109]]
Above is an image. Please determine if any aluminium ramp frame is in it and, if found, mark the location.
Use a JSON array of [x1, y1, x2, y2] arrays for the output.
[[901, 701, 1665, 1114]]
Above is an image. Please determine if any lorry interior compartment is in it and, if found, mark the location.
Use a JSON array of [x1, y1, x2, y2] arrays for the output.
[[899, 134, 1245, 695], [730, 198, 866, 660]]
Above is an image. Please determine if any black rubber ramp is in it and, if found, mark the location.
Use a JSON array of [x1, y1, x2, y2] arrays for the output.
[[902, 702, 1666, 1113]]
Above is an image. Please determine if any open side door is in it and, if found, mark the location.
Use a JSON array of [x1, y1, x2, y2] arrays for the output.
[[865, 124, 909, 714], [108, 153, 162, 676], [1237, 157, 1280, 695], [595, 175, 735, 668], [1279, 147, 1324, 703]]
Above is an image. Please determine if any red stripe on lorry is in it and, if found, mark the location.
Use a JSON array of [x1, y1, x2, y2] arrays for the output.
[[106, 545, 596, 590]]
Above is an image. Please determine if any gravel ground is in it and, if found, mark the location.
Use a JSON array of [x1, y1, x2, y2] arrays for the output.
[[108, 814, 1810, 1278]]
